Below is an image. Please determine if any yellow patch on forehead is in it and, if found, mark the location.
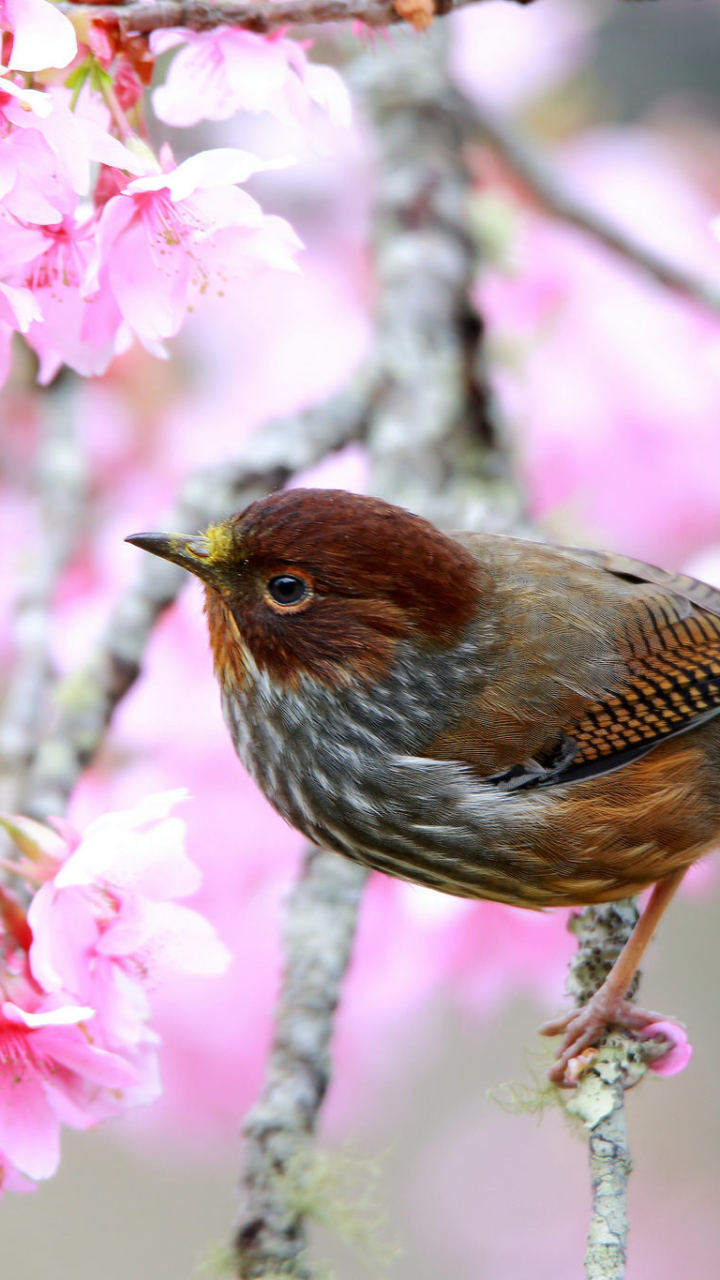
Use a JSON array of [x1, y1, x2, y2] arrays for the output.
[[200, 520, 236, 563]]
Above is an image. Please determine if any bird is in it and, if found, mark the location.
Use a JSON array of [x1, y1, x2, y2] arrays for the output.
[[127, 487, 720, 1084]]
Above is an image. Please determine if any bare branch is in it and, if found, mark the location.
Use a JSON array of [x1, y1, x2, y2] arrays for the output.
[[561, 902, 664, 1280], [23, 372, 374, 821], [58, 0, 654, 37], [472, 101, 720, 319]]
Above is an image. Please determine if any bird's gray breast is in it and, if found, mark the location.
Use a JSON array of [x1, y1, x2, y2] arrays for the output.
[[221, 635, 480, 839], [218, 636, 553, 900]]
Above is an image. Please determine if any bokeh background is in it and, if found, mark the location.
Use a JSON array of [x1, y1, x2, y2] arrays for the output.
[[3, 0, 720, 1275]]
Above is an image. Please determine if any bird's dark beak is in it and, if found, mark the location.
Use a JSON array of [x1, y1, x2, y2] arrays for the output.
[[125, 531, 219, 585]]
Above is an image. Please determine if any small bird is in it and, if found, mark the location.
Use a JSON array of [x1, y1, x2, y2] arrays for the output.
[[127, 488, 720, 1083]]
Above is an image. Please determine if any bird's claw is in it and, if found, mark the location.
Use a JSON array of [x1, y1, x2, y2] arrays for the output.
[[539, 996, 673, 1087]]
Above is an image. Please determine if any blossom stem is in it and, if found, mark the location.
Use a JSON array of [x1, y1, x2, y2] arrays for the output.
[[97, 75, 135, 142]]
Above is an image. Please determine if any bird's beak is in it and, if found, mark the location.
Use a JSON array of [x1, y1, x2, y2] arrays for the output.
[[125, 531, 219, 585]]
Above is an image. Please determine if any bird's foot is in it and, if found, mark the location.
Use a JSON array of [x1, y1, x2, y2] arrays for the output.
[[539, 994, 674, 1087]]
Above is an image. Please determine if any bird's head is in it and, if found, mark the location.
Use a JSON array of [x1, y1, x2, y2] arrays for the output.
[[127, 489, 482, 688]]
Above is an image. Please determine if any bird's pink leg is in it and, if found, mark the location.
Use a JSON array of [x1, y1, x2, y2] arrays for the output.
[[540, 869, 687, 1086]]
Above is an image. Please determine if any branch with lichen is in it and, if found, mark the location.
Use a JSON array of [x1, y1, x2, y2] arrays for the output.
[[236, 847, 369, 1279], [560, 902, 672, 1280]]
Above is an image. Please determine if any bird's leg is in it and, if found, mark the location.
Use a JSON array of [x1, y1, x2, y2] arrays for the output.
[[540, 869, 686, 1086]]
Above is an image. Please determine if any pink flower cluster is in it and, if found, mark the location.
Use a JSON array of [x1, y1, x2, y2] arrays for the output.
[[151, 28, 352, 131], [0, 0, 356, 387], [0, 791, 229, 1194]]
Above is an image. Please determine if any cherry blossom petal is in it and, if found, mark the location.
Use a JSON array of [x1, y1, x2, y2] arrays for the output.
[[150, 28, 351, 134], [98, 899, 232, 974], [0, 130, 67, 224], [2, 1001, 95, 1028], [151, 29, 292, 127], [0, 281, 40, 332], [57, 803, 199, 897], [0, 77, 52, 114], [31, 1025, 138, 1088], [5, 0, 77, 71], [0, 1072, 60, 1179], [126, 149, 291, 201], [28, 884, 99, 994], [0, 214, 51, 274], [4, 96, 146, 198], [302, 64, 352, 127]]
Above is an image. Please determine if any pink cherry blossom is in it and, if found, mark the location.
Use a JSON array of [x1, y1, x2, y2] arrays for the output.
[[2, 90, 144, 202], [0, 792, 230, 1189], [0, 997, 137, 1181], [26, 789, 230, 1046], [15, 209, 126, 383], [87, 148, 302, 349], [1, 0, 76, 72], [150, 28, 351, 131]]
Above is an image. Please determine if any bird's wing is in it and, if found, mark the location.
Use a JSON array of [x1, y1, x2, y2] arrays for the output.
[[560, 546, 720, 619], [488, 546, 720, 790]]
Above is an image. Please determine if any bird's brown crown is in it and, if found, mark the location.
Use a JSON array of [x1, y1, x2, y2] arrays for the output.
[[199, 489, 482, 687]]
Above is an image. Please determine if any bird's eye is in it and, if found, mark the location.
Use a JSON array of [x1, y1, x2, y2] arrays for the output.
[[267, 575, 309, 607]]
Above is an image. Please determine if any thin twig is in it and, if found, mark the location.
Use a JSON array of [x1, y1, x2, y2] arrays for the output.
[[58, 0, 655, 36], [23, 372, 374, 821], [472, 102, 720, 318]]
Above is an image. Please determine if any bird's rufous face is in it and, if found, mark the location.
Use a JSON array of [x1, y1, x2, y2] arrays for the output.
[[129, 489, 483, 689]]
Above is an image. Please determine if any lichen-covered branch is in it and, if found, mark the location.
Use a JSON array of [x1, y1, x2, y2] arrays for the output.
[[236, 847, 368, 1279], [472, 101, 720, 318], [562, 902, 651, 1280], [356, 32, 523, 530], [23, 372, 374, 821], [583, 1074, 633, 1280]]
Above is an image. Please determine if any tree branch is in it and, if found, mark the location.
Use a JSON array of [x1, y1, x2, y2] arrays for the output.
[[471, 101, 720, 319], [59, 0, 655, 37], [562, 902, 669, 1280], [236, 847, 368, 1279]]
